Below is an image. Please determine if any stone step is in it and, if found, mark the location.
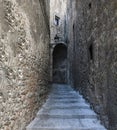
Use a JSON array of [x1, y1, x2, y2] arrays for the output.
[[37, 108, 97, 117], [26, 84, 107, 130], [43, 102, 90, 108], [51, 90, 77, 93], [27, 117, 106, 130], [51, 93, 77, 95], [48, 95, 82, 99], [51, 89, 74, 91], [42, 105, 90, 110], [37, 114, 97, 119], [46, 98, 85, 103], [49, 93, 82, 97], [44, 101, 90, 108]]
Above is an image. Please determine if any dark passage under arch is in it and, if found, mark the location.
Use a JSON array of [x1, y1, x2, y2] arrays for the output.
[[53, 44, 67, 84]]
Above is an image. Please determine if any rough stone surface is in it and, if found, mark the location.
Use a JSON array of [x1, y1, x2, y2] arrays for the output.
[[27, 84, 106, 130], [0, 0, 50, 130], [67, 0, 117, 130]]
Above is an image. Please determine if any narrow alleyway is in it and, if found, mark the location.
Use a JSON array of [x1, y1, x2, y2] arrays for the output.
[[1, 0, 117, 130], [27, 84, 106, 130]]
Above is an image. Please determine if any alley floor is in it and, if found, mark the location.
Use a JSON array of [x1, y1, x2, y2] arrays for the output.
[[27, 84, 107, 130]]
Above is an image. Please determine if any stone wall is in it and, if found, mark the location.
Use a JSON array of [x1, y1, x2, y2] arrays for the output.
[[67, 0, 117, 130], [0, 0, 50, 130]]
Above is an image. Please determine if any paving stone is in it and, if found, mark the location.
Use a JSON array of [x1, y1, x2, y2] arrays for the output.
[[27, 84, 107, 130]]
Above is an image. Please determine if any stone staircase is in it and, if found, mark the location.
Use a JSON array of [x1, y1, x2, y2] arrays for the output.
[[27, 84, 107, 130]]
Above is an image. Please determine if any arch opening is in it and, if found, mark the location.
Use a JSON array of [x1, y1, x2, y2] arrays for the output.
[[53, 44, 67, 84]]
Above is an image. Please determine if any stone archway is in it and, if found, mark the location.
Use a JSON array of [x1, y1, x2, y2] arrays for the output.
[[53, 44, 67, 84]]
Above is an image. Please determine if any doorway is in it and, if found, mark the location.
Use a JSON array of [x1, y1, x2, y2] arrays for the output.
[[53, 44, 67, 84]]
